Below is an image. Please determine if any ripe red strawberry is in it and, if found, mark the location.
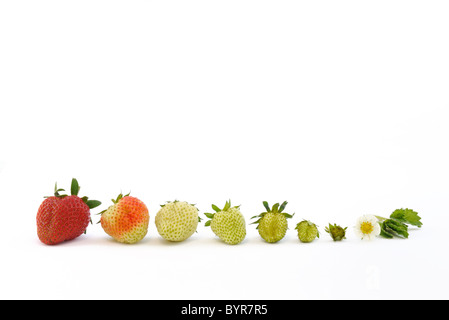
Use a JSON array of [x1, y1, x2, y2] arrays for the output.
[[36, 178, 101, 245]]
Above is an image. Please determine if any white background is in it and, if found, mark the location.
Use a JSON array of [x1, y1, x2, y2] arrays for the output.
[[1, 1, 448, 300]]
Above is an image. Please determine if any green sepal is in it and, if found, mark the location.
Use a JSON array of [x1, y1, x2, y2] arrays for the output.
[[111, 192, 130, 204], [283, 212, 294, 219], [262, 201, 270, 212], [79, 194, 102, 209], [223, 200, 231, 212], [204, 211, 215, 227], [54, 182, 66, 197], [160, 200, 198, 210], [86, 200, 102, 209], [71, 178, 80, 196], [250, 218, 262, 229], [45, 182, 67, 198], [204, 212, 215, 219], [278, 201, 288, 213]]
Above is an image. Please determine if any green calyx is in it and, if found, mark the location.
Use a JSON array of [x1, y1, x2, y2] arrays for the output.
[[160, 199, 179, 208], [159, 199, 197, 208], [111, 192, 131, 205], [325, 223, 347, 241], [46, 178, 78, 198], [46, 178, 101, 210], [376, 208, 422, 239], [96, 192, 130, 221], [204, 200, 238, 227], [250, 201, 293, 229], [160, 200, 201, 223]]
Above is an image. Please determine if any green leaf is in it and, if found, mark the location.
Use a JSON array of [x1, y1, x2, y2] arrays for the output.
[[390, 208, 422, 228], [271, 203, 280, 213], [212, 204, 221, 212], [71, 178, 80, 196], [205, 220, 211, 227]]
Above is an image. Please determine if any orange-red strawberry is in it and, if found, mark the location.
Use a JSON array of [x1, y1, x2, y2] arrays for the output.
[[36, 178, 101, 245], [99, 193, 149, 244]]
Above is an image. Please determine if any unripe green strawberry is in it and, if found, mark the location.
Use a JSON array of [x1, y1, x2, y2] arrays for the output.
[[204, 200, 246, 245], [251, 201, 293, 243], [100, 193, 149, 244], [295, 220, 319, 243], [155, 200, 199, 242]]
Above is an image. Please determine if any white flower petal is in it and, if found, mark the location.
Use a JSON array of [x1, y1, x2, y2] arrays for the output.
[[355, 214, 380, 240]]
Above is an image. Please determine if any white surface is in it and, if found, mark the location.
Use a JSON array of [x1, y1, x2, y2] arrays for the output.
[[1, 1, 448, 300]]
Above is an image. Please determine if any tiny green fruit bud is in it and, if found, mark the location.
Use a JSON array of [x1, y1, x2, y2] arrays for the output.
[[295, 220, 319, 243], [325, 223, 347, 241]]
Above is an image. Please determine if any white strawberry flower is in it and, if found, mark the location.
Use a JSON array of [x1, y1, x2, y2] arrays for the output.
[[354, 215, 381, 240]]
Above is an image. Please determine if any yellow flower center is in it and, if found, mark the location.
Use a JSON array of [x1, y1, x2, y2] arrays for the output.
[[360, 221, 374, 234]]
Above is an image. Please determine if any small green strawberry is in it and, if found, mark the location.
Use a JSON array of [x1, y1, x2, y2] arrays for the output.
[[325, 223, 347, 241], [251, 201, 294, 243], [295, 220, 319, 243], [204, 200, 246, 245]]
